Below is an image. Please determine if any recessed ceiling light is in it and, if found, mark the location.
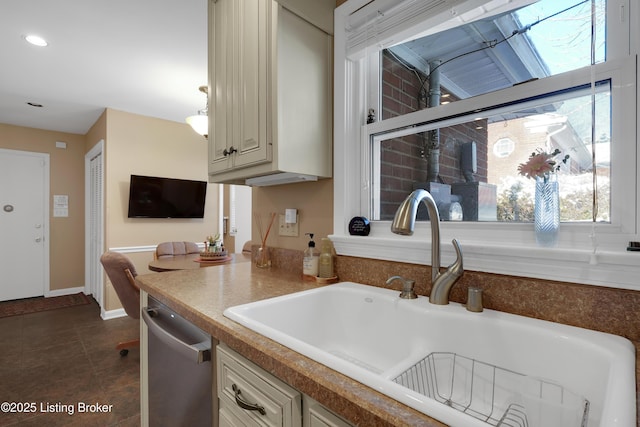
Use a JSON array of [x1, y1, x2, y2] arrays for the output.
[[24, 35, 48, 47]]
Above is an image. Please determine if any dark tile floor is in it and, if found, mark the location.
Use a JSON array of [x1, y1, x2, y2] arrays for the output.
[[0, 298, 140, 426]]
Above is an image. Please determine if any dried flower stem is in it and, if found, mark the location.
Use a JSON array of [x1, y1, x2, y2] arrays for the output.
[[254, 212, 276, 248]]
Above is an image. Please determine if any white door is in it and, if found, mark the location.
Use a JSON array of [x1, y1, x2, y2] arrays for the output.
[[229, 184, 252, 252], [85, 141, 104, 308], [0, 149, 49, 301]]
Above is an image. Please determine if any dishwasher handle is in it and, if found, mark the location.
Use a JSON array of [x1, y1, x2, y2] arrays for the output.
[[142, 306, 211, 364]]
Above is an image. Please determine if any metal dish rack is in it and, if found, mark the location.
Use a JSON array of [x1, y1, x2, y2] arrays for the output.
[[393, 352, 589, 427]]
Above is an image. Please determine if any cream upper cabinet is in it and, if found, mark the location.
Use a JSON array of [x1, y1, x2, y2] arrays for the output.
[[208, 0, 333, 185], [209, 0, 269, 174]]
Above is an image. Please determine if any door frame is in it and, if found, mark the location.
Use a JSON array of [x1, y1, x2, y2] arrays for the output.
[[84, 140, 104, 308], [0, 148, 50, 298], [223, 184, 252, 253]]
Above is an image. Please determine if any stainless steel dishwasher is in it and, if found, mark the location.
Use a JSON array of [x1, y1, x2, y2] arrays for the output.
[[142, 296, 213, 427]]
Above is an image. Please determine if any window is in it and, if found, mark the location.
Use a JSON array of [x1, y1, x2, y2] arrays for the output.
[[372, 81, 612, 223], [493, 138, 515, 158], [333, 0, 639, 290]]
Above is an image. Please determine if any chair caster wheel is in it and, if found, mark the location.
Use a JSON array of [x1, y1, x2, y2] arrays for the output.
[[120, 349, 129, 357]]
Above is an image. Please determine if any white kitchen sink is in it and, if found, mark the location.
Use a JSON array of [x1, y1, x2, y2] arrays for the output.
[[223, 282, 636, 427]]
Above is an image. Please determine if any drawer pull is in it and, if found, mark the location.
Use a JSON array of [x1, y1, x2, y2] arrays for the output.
[[232, 384, 266, 415]]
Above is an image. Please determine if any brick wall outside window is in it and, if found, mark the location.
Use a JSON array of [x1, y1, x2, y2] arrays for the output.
[[380, 51, 488, 219]]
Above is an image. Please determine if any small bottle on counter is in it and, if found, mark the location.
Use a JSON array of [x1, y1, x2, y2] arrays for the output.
[[318, 238, 334, 278], [303, 233, 319, 278]]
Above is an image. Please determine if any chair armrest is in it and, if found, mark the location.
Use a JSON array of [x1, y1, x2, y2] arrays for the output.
[[124, 268, 140, 291]]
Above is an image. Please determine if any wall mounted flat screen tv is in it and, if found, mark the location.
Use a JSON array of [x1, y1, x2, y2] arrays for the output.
[[127, 175, 207, 218]]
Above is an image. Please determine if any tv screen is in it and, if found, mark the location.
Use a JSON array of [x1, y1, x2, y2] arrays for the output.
[[127, 175, 207, 218]]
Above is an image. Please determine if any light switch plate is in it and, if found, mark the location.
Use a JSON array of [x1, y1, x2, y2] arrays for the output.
[[285, 208, 298, 223], [278, 214, 299, 237]]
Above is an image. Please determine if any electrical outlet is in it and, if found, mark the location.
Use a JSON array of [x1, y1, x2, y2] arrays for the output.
[[278, 214, 299, 237]]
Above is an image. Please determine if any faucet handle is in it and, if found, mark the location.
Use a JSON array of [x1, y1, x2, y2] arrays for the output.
[[466, 287, 484, 313], [446, 239, 464, 279], [429, 239, 464, 305], [385, 275, 418, 299]]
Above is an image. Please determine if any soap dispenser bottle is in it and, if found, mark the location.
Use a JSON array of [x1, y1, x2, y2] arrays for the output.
[[303, 233, 319, 278], [318, 238, 334, 278]]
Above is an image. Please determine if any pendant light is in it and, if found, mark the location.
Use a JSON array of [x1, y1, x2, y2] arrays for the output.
[[186, 86, 208, 138]]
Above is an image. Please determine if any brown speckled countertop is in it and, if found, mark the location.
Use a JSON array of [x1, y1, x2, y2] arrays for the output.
[[136, 262, 447, 427]]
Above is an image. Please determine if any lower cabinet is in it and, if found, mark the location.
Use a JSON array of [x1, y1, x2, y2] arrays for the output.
[[303, 397, 352, 427], [217, 344, 352, 427], [217, 343, 301, 427]]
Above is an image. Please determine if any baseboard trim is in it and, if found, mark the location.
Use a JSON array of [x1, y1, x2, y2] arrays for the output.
[[46, 287, 86, 298], [102, 307, 127, 320]]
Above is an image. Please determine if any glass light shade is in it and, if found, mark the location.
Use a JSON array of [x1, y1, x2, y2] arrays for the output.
[[186, 114, 208, 136]]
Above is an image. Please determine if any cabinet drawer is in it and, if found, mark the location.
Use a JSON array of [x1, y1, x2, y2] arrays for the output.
[[217, 344, 302, 427], [303, 396, 353, 427]]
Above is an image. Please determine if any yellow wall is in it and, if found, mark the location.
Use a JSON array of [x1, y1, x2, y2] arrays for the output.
[[0, 123, 86, 292], [252, 179, 333, 250], [1, 110, 220, 312], [102, 109, 220, 310], [86, 110, 107, 153]]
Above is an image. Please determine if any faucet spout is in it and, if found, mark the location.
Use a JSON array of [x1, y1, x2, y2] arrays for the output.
[[391, 189, 442, 283], [391, 189, 464, 305]]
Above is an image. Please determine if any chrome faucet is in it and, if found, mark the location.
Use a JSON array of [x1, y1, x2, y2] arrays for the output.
[[391, 189, 464, 305]]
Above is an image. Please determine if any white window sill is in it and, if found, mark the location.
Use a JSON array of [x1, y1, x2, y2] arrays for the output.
[[331, 222, 640, 291]]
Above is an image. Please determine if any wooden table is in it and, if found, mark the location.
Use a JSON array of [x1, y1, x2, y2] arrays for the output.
[[148, 253, 251, 272]]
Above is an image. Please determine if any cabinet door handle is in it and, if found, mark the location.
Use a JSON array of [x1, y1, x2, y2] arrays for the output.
[[223, 146, 238, 156], [231, 384, 266, 415]]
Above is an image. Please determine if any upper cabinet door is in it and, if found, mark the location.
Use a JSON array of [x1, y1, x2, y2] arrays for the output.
[[208, 0, 333, 184], [234, 0, 270, 168], [209, 0, 234, 171], [209, 0, 270, 175]]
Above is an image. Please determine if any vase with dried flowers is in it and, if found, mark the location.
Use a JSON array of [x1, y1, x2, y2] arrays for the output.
[[254, 212, 276, 268], [518, 148, 569, 247]]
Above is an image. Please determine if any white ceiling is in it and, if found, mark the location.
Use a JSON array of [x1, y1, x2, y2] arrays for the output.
[[0, 0, 208, 135]]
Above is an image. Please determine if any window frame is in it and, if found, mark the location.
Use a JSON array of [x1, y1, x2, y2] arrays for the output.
[[332, 0, 640, 290]]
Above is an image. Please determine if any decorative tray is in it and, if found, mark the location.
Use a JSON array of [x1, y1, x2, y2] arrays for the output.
[[195, 255, 232, 264], [199, 250, 228, 259]]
